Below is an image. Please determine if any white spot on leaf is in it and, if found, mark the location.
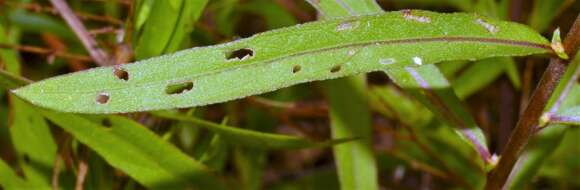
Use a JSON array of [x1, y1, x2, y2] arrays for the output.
[[348, 49, 357, 56], [476, 18, 499, 34], [336, 20, 359, 31], [413, 57, 423, 65], [402, 9, 431, 23], [379, 58, 395, 65]]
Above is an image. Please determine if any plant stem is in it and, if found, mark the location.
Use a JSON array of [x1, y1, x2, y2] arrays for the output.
[[48, 0, 111, 66], [0, 43, 92, 62], [485, 15, 580, 190]]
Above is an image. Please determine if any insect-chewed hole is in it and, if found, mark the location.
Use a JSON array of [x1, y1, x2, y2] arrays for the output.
[[226, 48, 254, 60], [292, 65, 302, 73], [330, 65, 342, 73], [101, 118, 112, 128], [165, 81, 194, 95], [113, 67, 129, 81], [23, 154, 30, 163], [96, 93, 110, 104]]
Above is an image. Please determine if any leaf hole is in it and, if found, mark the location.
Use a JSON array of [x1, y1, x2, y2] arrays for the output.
[[113, 67, 129, 81], [101, 118, 112, 128], [330, 65, 342, 73], [23, 154, 30, 163], [96, 93, 110, 104], [226, 48, 254, 61], [292, 65, 301, 73], [165, 81, 194, 95]]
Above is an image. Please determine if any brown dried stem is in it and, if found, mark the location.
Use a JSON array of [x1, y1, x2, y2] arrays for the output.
[[0, 43, 92, 62], [48, 0, 111, 66], [6, 2, 123, 25]]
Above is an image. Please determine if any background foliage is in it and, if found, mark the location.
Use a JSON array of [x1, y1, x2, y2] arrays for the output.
[[0, 0, 579, 189]]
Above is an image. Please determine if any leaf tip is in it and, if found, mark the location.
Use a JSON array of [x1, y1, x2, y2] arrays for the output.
[[551, 28, 569, 60]]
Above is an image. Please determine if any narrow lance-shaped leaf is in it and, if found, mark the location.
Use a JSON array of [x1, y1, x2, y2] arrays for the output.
[[38, 111, 227, 190], [384, 65, 490, 163], [310, 1, 380, 190], [1, 23, 56, 188], [0, 72, 352, 153], [151, 111, 356, 149], [14, 11, 551, 114]]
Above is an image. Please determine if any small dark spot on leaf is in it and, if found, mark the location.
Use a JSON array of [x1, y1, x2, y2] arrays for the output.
[[166, 81, 194, 95], [292, 65, 301, 73], [96, 93, 110, 104], [226, 48, 254, 60], [114, 67, 129, 81], [101, 118, 112, 128], [330, 65, 342, 73], [23, 154, 30, 163]]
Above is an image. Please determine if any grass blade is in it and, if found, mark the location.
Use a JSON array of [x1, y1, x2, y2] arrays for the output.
[[0, 158, 32, 189], [323, 78, 379, 190], [528, 0, 574, 32], [384, 65, 490, 163], [1, 24, 56, 188], [309, 1, 381, 189], [13, 11, 551, 113], [452, 57, 512, 99], [39, 111, 227, 190], [151, 111, 355, 149]]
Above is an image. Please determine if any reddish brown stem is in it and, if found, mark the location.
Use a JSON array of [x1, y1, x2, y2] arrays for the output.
[[485, 15, 580, 190]]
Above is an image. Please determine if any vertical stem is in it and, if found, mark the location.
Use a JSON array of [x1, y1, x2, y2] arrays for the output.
[[485, 15, 580, 190], [48, 0, 111, 66], [485, 59, 567, 190]]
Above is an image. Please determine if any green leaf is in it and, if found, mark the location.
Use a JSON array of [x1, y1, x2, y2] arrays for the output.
[[306, 0, 382, 18], [1, 23, 56, 188], [8, 98, 56, 188], [323, 78, 379, 190], [0, 158, 33, 190], [134, 0, 207, 59], [14, 11, 551, 113], [240, 0, 297, 29], [38, 110, 227, 190], [163, 0, 210, 53], [151, 111, 353, 149], [384, 65, 490, 163], [528, 0, 573, 32], [550, 106, 580, 126], [310, 1, 380, 189], [452, 57, 510, 99], [0, 70, 29, 90]]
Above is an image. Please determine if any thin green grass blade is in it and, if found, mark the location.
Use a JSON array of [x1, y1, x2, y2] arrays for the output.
[[0, 70, 29, 89], [528, 0, 574, 32], [1, 24, 56, 188], [134, 0, 183, 59], [323, 78, 378, 190], [3, 69, 225, 189], [38, 111, 227, 190], [0, 158, 32, 190], [13, 11, 551, 113], [384, 65, 490, 163], [309, 1, 380, 189], [163, 0, 210, 53], [151, 111, 355, 149], [452, 57, 511, 99]]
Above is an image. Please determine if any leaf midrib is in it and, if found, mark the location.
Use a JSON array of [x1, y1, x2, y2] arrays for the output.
[[36, 36, 550, 94]]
